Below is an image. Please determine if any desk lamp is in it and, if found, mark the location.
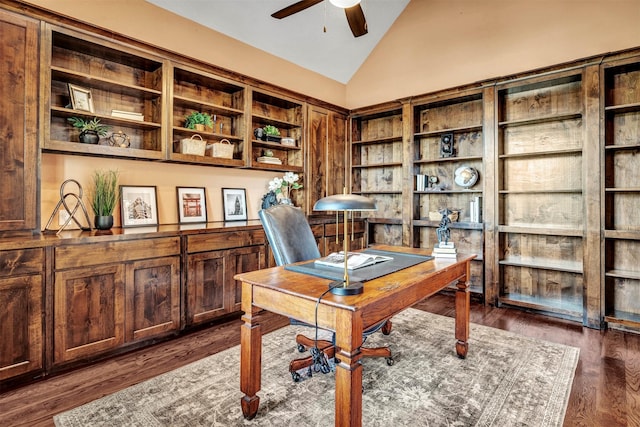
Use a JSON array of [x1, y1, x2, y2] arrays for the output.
[[313, 190, 376, 296]]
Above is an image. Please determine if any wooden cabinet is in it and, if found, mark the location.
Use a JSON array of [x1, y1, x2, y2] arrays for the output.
[[324, 219, 366, 255], [306, 105, 348, 213], [0, 248, 44, 382], [42, 24, 166, 160], [185, 230, 266, 326], [495, 71, 586, 320], [52, 237, 180, 365], [411, 90, 485, 295], [0, 10, 38, 234], [250, 89, 304, 175], [602, 56, 640, 329], [169, 64, 246, 167], [350, 105, 404, 245]]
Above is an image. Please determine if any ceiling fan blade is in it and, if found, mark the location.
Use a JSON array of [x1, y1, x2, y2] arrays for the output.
[[271, 0, 324, 19], [345, 3, 367, 37]]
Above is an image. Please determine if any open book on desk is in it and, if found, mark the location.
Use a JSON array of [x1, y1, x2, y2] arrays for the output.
[[314, 251, 393, 270]]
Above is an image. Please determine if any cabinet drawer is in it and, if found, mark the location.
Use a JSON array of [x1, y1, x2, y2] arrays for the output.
[[187, 229, 265, 253], [325, 220, 365, 237], [54, 237, 180, 270], [0, 248, 44, 278]]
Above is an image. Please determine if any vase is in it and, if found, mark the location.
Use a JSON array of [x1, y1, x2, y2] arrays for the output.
[[94, 215, 114, 230], [79, 130, 99, 144]]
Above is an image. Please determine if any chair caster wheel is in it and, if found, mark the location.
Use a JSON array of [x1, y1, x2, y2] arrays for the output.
[[297, 344, 306, 353], [386, 357, 394, 366], [292, 372, 302, 382]]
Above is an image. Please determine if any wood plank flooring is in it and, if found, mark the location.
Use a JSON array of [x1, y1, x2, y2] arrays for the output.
[[1, 295, 638, 426]]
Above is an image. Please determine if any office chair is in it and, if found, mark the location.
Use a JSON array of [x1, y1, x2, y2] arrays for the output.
[[258, 204, 393, 382]]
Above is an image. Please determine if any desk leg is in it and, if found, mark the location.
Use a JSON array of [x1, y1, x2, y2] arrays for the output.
[[240, 283, 262, 420], [455, 261, 471, 359], [334, 309, 363, 427]]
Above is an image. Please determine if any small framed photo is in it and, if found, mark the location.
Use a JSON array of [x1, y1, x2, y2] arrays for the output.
[[120, 185, 159, 227], [222, 188, 247, 221], [176, 187, 207, 224], [68, 83, 94, 112]]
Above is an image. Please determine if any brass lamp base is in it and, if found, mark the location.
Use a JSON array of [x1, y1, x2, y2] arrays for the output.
[[328, 281, 364, 295]]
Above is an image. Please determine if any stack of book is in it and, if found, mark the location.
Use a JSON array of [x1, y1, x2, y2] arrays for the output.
[[111, 109, 144, 121], [432, 241, 457, 258], [256, 156, 282, 165]]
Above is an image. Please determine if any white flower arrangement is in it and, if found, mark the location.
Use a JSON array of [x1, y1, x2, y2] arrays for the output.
[[268, 172, 302, 201]]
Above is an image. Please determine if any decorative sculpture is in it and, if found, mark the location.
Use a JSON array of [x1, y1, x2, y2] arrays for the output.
[[436, 208, 452, 244], [43, 179, 92, 234]]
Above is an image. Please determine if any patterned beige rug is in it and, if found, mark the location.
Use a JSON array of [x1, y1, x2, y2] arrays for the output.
[[53, 308, 579, 426]]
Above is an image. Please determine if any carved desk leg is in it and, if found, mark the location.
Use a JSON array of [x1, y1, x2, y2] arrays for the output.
[[334, 309, 364, 427], [455, 261, 471, 359], [240, 282, 262, 420]]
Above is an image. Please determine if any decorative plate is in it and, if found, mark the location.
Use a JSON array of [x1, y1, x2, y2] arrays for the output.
[[454, 166, 479, 188]]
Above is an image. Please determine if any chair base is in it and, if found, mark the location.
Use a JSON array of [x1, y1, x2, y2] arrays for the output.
[[289, 320, 394, 381]]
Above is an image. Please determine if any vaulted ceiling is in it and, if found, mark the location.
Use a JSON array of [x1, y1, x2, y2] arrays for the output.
[[145, 0, 410, 84]]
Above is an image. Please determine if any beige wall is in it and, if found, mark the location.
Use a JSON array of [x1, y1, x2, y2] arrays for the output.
[[347, 0, 640, 108]]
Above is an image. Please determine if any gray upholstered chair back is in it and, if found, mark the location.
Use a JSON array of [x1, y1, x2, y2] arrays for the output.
[[258, 205, 321, 266]]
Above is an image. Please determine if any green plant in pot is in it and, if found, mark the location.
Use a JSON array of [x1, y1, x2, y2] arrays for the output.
[[184, 111, 213, 131], [90, 169, 119, 230], [263, 125, 281, 142], [67, 117, 110, 144]]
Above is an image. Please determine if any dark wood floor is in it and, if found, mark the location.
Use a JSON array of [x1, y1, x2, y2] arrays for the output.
[[1, 294, 639, 426]]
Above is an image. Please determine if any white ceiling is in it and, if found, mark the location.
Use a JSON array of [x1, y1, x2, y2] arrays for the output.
[[146, 0, 410, 84]]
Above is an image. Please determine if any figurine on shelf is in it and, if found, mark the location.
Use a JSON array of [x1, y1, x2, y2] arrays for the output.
[[436, 208, 452, 244]]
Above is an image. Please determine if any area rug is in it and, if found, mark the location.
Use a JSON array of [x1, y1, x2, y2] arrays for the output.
[[53, 308, 579, 427]]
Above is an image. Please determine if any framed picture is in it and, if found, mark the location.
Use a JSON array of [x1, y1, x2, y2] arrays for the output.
[[176, 187, 207, 224], [120, 185, 159, 227], [68, 83, 94, 112], [222, 188, 247, 221]]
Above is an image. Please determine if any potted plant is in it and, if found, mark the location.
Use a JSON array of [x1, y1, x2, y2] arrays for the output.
[[184, 111, 213, 131], [263, 125, 281, 142], [67, 117, 110, 144], [90, 169, 119, 230]]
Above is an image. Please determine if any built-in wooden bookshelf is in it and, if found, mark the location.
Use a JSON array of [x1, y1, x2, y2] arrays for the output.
[[411, 91, 485, 295], [250, 89, 304, 173], [170, 64, 246, 167], [496, 72, 585, 319], [44, 25, 166, 160], [350, 105, 404, 245], [602, 56, 640, 329]]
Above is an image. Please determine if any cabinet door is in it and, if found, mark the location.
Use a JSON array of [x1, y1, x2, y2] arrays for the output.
[[0, 10, 38, 233], [125, 256, 180, 342], [307, 105, 347, 214], [54, 265, 125, 365], [0, 274, 43, 381], [187, 246, 265, 326]]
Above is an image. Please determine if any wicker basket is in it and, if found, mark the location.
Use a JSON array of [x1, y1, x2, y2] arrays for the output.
[[210, 138, 234, 159], [179, 134, 206, 156]]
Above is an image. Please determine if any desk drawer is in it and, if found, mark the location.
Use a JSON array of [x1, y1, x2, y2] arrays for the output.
[[187, 229, 266, 253]]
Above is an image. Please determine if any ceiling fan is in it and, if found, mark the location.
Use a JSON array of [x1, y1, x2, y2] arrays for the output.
[[271, 0, 368, 38]]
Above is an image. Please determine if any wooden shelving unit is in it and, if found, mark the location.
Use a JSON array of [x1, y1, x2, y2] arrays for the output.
[[169, 64, 246, 167], [350, 106, 404, 245], [43, 25, 166, 160], [249, 89, 304, 173], [496, 72, 585, 319], [602, 57, 640, 329], [411, 91, 485, 295]]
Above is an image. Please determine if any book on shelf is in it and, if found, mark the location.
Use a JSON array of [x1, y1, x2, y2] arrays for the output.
[[110, 109, 144, 121], [469, 196, 482, 223], [314, 251, 393, 270], [257, 156, 282, 164]]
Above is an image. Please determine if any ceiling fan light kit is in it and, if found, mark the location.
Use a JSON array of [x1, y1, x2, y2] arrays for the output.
[[329, 0, 361, 8], [272, 0, 368, 38]]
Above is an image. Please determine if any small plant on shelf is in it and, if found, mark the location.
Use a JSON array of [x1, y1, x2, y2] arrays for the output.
[[263, 125, 280, 136], [184, 111, 213, 130], [67, 117, 110, 144], [90, 169, 119, 230]]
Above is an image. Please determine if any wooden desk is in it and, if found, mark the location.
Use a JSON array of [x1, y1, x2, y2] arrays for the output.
[[236, 245, 476, 426]]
